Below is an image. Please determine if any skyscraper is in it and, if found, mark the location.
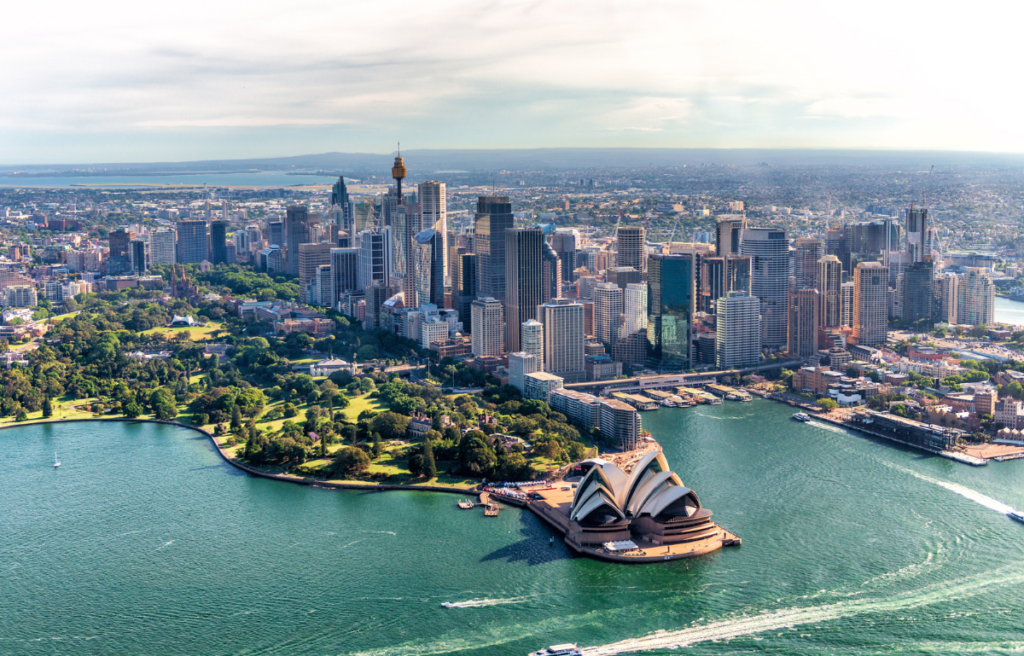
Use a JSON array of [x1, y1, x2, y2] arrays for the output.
[[959, 268, 995, 326], [542, 242, 562, 304], [393, 200, 420, 305], [793, 238, 824, 290], [715, 215, 747, 258], [716, 292, 761, 368], [606, 266, 642, 290], [357, 227, 394, 291], [521, 319, 544, 364], [129, 239, 146, 275], [471, 297, 504, 357], [594, 281, 624, 346], [509, 352, 541, 394], [816, 255, 843, 329], [740, 228, 789, 348], [646, 254, 694, 371], [176, 220, 208, 264], [109, 229, 135, 259], [853, 262, 889, 346], [330, 247, 359, 311], [840, 281, 855, 328], [549, 232, 577, 282], [787, 289, 820, 357], [209, 220, 228, 265], [268, 221, 285, 248], [298, 243, 333, 304], [906, 207, 929, 263], [455, 253, 477, 335], [148, 228, 176, 266], [902, 260, 935, 330], [623, 283, 648, 338], [414, 227, 445, 308], [330, 176, 353, 237], [505, 228, 545, 353], [540, 299, 586, 383], [285, 206, 315, 275], [474, 196, 514, 302], [616, 226, 645, 273], [937, 273, 960, 325], [419, 181, 447, 284]]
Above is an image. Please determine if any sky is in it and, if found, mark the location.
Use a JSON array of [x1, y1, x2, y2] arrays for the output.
[[4, 0, 1024, 164]]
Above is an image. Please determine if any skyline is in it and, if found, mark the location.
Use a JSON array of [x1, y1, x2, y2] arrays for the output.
[[6, 1, 1024, 164]]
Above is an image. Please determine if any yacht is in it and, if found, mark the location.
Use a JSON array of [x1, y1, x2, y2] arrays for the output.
[[529, 644, 582, 656], [53, 452, 60, 468], [792, 413, 811, 422], [1008, 510, 1024, 524]]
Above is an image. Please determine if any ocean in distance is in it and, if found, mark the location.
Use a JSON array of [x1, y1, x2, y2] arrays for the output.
[[3, 401, 1024, 655], [0, 172, 338, 188]]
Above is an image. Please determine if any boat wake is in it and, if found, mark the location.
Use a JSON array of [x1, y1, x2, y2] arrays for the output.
[[580, 566, 1024, 655], [441, 597, 529, 609], [882, 462, 1015, 515]]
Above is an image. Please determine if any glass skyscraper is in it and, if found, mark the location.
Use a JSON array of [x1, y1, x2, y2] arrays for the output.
[[646, 254, 693, 371]]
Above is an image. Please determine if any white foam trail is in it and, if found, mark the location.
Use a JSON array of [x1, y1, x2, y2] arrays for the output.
[[807, 421, 854, 437], [442, 597, 529, 609], [581, 567, 1024, 655], [883, 462, 1015, 515], [154, 540, 175, 551]]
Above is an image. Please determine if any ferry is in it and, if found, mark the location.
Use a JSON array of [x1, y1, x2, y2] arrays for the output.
[[529, 644, 582, 656], [792, 413, 811, 422], [1008, 510, 1024, 524]]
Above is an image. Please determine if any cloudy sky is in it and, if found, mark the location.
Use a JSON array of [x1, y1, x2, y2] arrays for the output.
[[3, 0, 1022, 164]]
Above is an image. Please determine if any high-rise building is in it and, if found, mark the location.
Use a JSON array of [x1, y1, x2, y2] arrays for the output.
[[298, 243, 333, 304], [906, 208, 929, 263], [794, 238, 824, 290], [646, 254, 694, 371], [521, 319, 544, 366], [505, 228, 545, 353], [330, 176, 354, 237], [549, 232, 577, 281], [285, 206, 315, 275], [623, 283, 648, 338], [474, 196, 515, 302], [937, 273, 960, 325], [108, 228, 135, 259], [414, 227, 445, 308], [393, 201, 420, 305], [149, 228, 176, 266], [391, 152, 407, 200], [129, 239, 146, 275], [902, 260, 935, 330], [740, 227, 789, 348], [715, 215, 747, 258], [357, 228, 394, 291], [606, 266, 642, 290], [816, 255, 843, 329], [455, 253, 477, 335], [853, 262, 889, 346], [840, 281, 855, 328], [330, 247, 359, 311], [176, 220, 208, 264], [418, 182, 447, 285], [209, 220, 228, 265], [268, 221, 285, 249], [364, 282, 396, 330], [542, 242, 562, 303], [787, 289, 820, 357], [5, 285, 38, 308], [471, 297, 505, 357], [616, 226, 645, 273], [958, 268, 995, 327], [594, 281, 624, 346], [540, 299, 585, 383], [311, 264, 333, 307], [716, 291, 761, 368], [509, 352, 541, 394]]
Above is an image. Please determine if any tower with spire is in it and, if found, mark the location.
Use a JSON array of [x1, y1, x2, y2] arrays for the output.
[[391, 143, 407, 202]]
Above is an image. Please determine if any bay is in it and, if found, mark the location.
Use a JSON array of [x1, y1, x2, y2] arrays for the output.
[[2, 402, 1024, 655]]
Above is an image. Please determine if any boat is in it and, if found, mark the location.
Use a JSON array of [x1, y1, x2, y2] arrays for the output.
[[457, 499, 474, 509], [1008, 510, 1024, 524], [528, 644, 582, 656], [440, 602, 454, 608], [792, 413, 811, 422], [659, 399, 676, 407], [52, 452, 60, 468], [725, 394, 739, 401]]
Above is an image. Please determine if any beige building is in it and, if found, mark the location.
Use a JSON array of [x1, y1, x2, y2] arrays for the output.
[[471, 297, 504, 357], [541, 298, 586, 383], [958, 268, 994, 326], [853, 262, 889, 346], [816, 255, 842, 328], [788, 289, 820, 358]]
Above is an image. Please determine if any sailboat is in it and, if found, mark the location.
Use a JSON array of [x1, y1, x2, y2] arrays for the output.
[[53, 452, 60, 468]]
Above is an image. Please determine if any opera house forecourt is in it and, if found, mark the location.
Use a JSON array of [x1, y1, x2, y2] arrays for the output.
[[527, 450, 741, 562]]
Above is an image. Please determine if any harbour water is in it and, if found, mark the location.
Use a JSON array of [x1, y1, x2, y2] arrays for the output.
[[3, 403, 1024, 655], [995, 296, 1024, 326]]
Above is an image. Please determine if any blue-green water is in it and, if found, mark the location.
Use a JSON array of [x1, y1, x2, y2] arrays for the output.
[[3, 403, 1024, 655], [996, 296, 1024, 326]]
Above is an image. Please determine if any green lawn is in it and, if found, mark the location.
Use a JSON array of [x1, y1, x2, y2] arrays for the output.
[[340, 393, 390, 421], [141, 322, 222, 341]]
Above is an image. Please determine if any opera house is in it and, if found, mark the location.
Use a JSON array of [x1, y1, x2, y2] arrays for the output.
[[566, 451, 725, 550]]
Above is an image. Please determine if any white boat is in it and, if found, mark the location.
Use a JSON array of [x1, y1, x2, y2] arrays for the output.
[[440, 602, 454, 608], [1008, 510, 1024, 524], [53, 452, 60, 468], [792, 413, 811, 422], [529, 644, 582, 656]]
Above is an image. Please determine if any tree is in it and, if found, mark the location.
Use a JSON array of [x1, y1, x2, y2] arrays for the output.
[[408, 453, 424, 476], [332, 446, 370, 474], [422, 438, 437, 479], [42, 397, 53, 419], [371, 411, 411, 441], [846, 367, 860, 379], [817, 398, 839, 411], [15, 409, 27, 422], [123, 402, 142, 418], [231, 405, 242, 432]]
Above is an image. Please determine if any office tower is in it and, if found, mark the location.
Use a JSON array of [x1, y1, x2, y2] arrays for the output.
[[606, 266, 641, 290], [414, 227, 445, 308], [455, 253, 477, 335], [129, 239, 146, 275], [176, 220, 208, 264], [583, 301, 595, 336], [840, 281, 855, 328], [903, 260, 935, 330], [330, 176, 354, 236], [148, 228, 176, 266], [521, 318, 544, 364], [285, 206, 315, 275], [623, 283, 648, 337], [958, 268, 995, 326], [232, 229, 248, 260], [268, 221, 285, 248], [788, 289, 820, 357], [418, 181, 447, 284], [109, 229, 135, 259], [365, 282, 396, 330], [542, 242, 562, 303], [937, 273, 960, 325], [259, 245, 283, 273], [549, 232, 577, 281], [646, 253, 694, 371], [716, 215, 747, 258], [208, 220, 228, 265], [716, 292, 761, 368], [594, 281, 624, 346], [509, 352, 541, 394], [740, 227, 789, 349], [616, 226, 645, 273], [474, 196, 514, 301], [816, 255, 843, 328], [205, 199, 211, 219], [853, 262, 889, 346], [577, 276, 598, 301], [311, 264, 333, 307], [794, 238, 823, 289], [540, 299, 586, 383], [471, 297, 504, 356], [357, 227, 393, 291], [391, 152, 407, 199], [298, 243, 333, 304], [330, 248, 359, 311], [505, 228, 545, 353], [906, 207, 929, 263], [246, 225, 262, 248], [700, 257, 725, 313], [391, 200, 419, 304]]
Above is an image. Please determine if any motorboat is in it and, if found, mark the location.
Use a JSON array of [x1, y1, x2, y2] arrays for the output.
[[53, 452, 61, 468], [792, 413, 811, 422], [1008, 510, 1024, 524], [529, 644, 582, 656], [440, 602, 454, 608]]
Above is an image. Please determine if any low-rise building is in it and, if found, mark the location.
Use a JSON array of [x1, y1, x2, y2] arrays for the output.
[[585, 353, 622, 381], [549, 388, 601, 428], [273, 317, 336, 336], [310, 358, 355, 377]]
